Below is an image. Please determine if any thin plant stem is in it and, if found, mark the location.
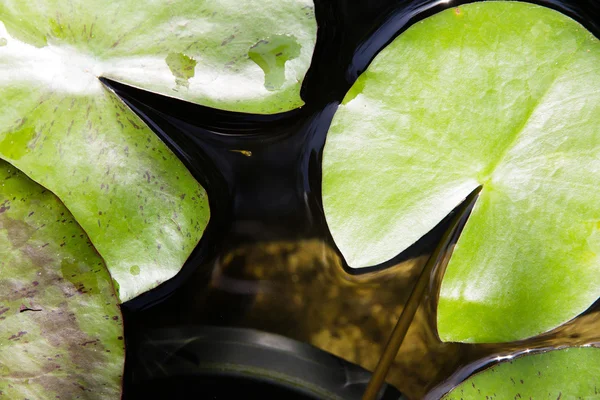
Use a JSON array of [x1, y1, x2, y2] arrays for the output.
[[362, 186, 482, 400]]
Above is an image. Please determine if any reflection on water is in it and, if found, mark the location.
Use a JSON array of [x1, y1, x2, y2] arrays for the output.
[[177, 239, 600, 399], [195, 240, 458, 399]]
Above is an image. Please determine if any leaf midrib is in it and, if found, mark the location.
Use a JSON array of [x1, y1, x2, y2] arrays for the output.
[[477, 42, 585, 186]]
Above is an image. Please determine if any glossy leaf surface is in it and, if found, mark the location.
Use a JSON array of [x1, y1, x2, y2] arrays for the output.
[[0, 160, 124, 398], [443, 347, 600, 399], [322, 2, 600, 342]]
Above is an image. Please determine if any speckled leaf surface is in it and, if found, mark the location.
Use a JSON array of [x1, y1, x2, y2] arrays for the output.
[[322, 2, 600, 342], [442, 347, 600, 399], [0, 160, 124, 398], [0, 0, 317, 113], [0, 19, 211, 302]]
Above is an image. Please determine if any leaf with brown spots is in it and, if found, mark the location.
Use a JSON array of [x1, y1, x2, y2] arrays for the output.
[[0, 24, 212, 302], [0, 0, 316, 302], [0, 161, 124, 398], [442, 347, 600, 399]]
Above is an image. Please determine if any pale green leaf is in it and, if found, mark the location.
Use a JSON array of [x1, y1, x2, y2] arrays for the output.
[[442, 347, 600, 399], [322, 2, 600, 342], [0, 73, 209, 302], [0, 0, 317, 301], [0, 0, 317, 113], [0, 160, 124, 398]]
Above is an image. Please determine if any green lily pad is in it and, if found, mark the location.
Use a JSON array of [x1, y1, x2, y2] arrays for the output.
[[0, 0, 317, 301], [0, 160, 124, 398], [442, 347, 600, 399], [0, 17, 209, 303], [0, 0, 317, 113], [322, 2, 600, 342]]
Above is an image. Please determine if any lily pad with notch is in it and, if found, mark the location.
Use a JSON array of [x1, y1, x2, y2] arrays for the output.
[[0, 0, 317, 301], [322, 2, 600, 343]]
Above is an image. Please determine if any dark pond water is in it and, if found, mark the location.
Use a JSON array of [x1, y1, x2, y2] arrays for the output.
[[111, 0, 600, 398]]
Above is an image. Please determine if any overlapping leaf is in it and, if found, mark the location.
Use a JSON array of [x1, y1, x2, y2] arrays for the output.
[[322, 2, 600, 342], [0, 1, 317, 397], [0, 0, 316, 301], [0, 160, 124, 398], [443, 347, 600, 399]]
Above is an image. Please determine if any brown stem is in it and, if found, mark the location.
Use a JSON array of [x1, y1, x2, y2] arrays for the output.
[[362, 186, 482, 400]]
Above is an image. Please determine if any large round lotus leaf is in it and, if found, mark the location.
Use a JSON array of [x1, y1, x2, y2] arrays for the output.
[[0, 0, 316, 114], [442, 347, 600, 399], [0, 161, 124, 398], [0, 20, 213, 302], [322, 2, 600, 342]]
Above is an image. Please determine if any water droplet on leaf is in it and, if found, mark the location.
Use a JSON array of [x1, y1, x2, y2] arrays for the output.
[[129, 265, 140, 276]]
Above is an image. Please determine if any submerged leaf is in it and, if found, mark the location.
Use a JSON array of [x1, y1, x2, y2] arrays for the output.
[[0, 160, 124, 398], [442, 347, 600, 399], [322, 2, 600, 342]]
